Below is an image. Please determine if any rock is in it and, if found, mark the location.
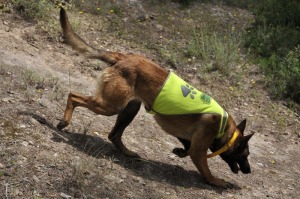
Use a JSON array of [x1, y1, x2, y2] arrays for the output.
[[156, 24, 164, 31], [256, 162, 264, 167], [21, 141, 29, 147], [0, 162, 4, 169], [121, 174, 127, 179], [2, 98, 10, 102], [30, 118, 40, 126], [19, 124, 26, 128], [60, 192, 72, 199], [33, 34, 40, 41], [133, 176, 146, 185], [14, 188, 23, 196], [33, 175, 39, 183]]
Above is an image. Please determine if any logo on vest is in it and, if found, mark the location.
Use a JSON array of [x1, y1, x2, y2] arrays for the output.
[[181, 84, 197, 99], [200, 93, 211, 104]]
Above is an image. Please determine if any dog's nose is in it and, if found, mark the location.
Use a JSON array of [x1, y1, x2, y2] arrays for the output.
[[241, 167, 251, 174]]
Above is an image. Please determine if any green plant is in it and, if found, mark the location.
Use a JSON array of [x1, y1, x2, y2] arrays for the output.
[[246, 23, 300, 58], [21, 69, 44, 90], [260, 46, 300, 102], [245, 0, 300, 103], [12, 0, 54, 20], [188, 26, 241, 75], [245, 0, 300, 57]]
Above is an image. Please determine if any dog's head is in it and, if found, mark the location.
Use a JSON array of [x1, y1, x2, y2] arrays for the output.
[[220, 119, 254, 174]]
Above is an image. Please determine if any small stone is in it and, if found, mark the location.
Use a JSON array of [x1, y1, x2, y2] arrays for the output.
[[28, 141, 34, 145], [33, 35, 40, 41], [19, 124, 26, 128], [0, 162, 4, 169], [7, 90, 15, 94], [14, 188, 23, 196], [256, 163, 264, 167], [2, 98, 10, 102], [33, 175, 39, 182], [30, 118, 40, 126], [156, 24, 164, 31], [121, 174, 127, 179], [3, 21, 8, 25], [21, 141, 28, 147], [60, 192, 72, 199]]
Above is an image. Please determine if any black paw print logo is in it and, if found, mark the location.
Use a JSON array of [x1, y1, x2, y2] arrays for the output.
[[181, 84, 197, 99]]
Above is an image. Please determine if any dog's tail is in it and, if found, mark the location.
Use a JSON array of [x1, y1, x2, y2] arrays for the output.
[[59, 7, 124, 65]]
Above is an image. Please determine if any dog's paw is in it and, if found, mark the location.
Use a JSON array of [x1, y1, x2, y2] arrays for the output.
[[207, 177, 233, 189], [172, 148, 189, 158], [57, 120, 69, 130]]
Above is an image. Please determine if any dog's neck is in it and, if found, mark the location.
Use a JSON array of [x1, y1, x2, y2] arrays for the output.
[[208, 129, 239, 158], [209, 116, 238, 155]]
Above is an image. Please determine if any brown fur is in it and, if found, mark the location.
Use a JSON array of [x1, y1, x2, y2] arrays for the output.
[[57, 8, 254, 188]]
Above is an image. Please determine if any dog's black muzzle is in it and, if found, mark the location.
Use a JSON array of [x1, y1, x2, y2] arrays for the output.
[[228, 159, 251, 174]]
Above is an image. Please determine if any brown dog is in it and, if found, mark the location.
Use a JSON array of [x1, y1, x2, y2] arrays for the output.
[[57, 8, 254, 188]]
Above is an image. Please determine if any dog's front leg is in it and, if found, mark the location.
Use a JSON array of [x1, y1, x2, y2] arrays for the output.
[[172, 138, 190, 158], [189, 133, 230, 188], [108, 100, 141, 158]]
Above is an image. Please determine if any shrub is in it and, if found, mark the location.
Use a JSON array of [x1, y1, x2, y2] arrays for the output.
[[260, 46, 300, 102], [11, 0, 54, 20], [245, 0, 300, 102]]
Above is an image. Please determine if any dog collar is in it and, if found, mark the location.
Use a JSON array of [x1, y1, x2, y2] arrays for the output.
[[207, 130, 239, 158]]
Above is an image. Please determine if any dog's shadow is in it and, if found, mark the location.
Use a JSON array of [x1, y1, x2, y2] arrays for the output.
[[20, 111, 241, 192]]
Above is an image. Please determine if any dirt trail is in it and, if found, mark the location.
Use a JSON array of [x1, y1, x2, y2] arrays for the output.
[[0, 6, 300, 199]]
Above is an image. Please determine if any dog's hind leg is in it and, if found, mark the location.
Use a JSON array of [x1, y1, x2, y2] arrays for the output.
[[108, 100, 142, 158], [57, 92, 126, 130]]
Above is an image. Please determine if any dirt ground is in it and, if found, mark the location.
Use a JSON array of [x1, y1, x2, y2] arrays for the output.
[[0, 2, 300, 199]]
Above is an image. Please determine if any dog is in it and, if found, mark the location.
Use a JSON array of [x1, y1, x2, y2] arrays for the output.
[[57, 8, 254, 188]]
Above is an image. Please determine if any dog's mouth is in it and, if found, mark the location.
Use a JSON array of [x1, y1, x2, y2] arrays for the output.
[[229, 162, 251, 174], [229, 162, 240, 174]]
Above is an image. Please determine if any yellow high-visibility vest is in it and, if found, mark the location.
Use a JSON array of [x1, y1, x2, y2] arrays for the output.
[[150, 72, 228, 138]]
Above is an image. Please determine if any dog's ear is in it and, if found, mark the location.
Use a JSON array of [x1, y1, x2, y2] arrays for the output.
[[237, 119, 247, 134], [239, 133, 254, 148], [241, 133, 254, 142]]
